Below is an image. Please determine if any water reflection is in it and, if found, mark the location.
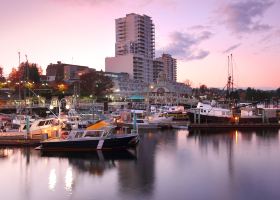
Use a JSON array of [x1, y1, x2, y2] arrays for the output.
[[48, 169, 57, 191], [117, 129, 177, 200], [41, 150, 137, 176], [0, 129, 279, 200]]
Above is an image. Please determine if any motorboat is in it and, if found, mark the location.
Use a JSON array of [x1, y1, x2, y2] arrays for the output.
[[147, 112, 174, 124], [36, 120, 139, 151]]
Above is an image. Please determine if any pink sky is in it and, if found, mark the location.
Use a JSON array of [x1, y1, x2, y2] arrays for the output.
[[0, 0, 279, 89]]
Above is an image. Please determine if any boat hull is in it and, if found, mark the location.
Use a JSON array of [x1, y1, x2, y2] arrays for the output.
[[40, 134, 139, 152]]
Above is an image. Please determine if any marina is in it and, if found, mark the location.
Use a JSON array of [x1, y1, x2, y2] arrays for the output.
[[1, 2, 280, 199]]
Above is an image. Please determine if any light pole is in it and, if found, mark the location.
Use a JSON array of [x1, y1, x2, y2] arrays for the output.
[[146, 84, 154, 114], [50, 98, 70, 136]]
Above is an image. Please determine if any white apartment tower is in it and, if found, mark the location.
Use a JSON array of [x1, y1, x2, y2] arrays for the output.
[[106, 13, 155, 83], [155, 54, 177, 82]]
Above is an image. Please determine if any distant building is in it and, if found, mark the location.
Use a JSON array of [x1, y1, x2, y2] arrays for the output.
[[46, 61, 92, 83], [155, 54, 177, 82], [147, 72, 191, 105], [105, 13, 155, 83], [105, 72, 148, 101], [152, 59, 164, 82], [107, 71, 192, 105]]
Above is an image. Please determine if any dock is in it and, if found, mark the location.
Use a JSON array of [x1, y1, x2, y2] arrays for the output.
[[0, 133, 41, 146], [188, 123, 280, 130]]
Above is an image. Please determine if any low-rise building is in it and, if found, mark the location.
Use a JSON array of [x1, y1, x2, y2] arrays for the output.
[[46, 61, 91, 83]]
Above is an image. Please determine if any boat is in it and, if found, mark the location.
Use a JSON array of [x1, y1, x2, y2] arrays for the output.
[[123, 118, 159, 129], [36, 120, 139, 151], [188, 54, 280, 124], [172, 125, 188, 129], [147, 112, 174, 124], [187, 100, 280, 124], [187, 102, 233, 123], [1, 117, 60, 138]]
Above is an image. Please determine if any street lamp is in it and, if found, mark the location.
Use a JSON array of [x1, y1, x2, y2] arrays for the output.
[[49, 98, 70, 118]]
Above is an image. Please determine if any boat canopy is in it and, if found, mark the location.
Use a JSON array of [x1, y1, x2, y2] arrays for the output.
[[86, 120, 109, 130], [128, 95, 145, 100]]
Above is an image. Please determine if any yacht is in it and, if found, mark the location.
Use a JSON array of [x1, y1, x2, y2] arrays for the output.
[[2, 118, 60, 138]]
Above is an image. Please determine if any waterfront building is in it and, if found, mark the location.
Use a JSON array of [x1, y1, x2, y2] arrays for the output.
[[147, 72, 192, 105], [155, 54, 177, 82], [46, 61, 91, 83], [106, 71, 192, 106], [106, 72, 148, 101], [105, 13, 155, 83]]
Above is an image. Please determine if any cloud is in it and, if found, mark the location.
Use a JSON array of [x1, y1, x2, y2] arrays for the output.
[[52, 0, 176, 7], [161, 30, 212, 61], [223, 43, 242, 54], [220, 0, 274, 34], [261, 29, 280, 42], [52, 0, 118, 6]]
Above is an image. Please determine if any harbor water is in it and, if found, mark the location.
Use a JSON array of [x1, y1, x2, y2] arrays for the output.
[[0, 129, 280, 200]]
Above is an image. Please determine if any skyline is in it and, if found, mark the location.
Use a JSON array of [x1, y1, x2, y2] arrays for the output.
[[0, 0, 280, 89]]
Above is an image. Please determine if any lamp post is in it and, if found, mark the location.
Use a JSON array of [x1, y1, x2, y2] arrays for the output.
[[146, 84, 154, 114], [50, 97, 70, 136]]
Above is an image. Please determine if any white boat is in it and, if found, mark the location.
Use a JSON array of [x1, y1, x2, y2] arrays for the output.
[[2, 118, 61, 138], [172, 125, 188, 129], [12, 115, 36, 125], [123, 118, 159, 129], [147, 113, 174, 124], [188, 102, 279, 124]]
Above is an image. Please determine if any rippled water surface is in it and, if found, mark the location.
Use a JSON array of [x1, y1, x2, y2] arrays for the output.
[[0, 129, 280, 200]]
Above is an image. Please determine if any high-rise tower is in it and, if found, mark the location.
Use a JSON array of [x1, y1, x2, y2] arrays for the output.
[[155, 54, 177, 82], [106, 13, 155, 83]]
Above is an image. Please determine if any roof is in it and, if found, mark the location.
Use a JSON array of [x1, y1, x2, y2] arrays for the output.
[[128, 95, 145, 100]]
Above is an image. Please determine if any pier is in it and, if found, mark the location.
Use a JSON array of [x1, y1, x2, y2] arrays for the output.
[[0, 133, 42, 146], [188, 123, 280, 130]]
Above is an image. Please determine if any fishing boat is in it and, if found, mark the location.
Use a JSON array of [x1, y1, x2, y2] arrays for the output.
[[187, 54, 280, 124], [37, 120, 139, 152]]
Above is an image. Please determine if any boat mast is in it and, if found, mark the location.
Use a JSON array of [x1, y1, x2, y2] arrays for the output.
[[226, 54, 235, 104]]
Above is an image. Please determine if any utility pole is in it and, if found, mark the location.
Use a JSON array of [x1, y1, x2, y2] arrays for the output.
[[18, 52, 21, 100]]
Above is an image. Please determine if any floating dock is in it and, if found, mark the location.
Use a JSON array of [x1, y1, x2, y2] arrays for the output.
[[188, 123, 280, 130], [0, 133, 41, 146]]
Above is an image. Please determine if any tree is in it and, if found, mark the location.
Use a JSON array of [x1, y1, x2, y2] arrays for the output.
[[199, 84, 208, 94], [0, 66, 5, 82], [183, 79, 192, 87], [8, 62, 42, 84], [79, 71, 113, 100]]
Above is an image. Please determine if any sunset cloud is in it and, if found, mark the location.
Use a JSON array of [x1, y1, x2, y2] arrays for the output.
[[220, 0, 274, 34], [223, 43, 242, 54], [162, 30, 212, 61]]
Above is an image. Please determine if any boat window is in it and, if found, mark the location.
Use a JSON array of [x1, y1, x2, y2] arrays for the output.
[[85, 131, 102, 137], [38, 121, 45, 126], [75, 132, 84, 138], [136, 120, 144, 123]]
